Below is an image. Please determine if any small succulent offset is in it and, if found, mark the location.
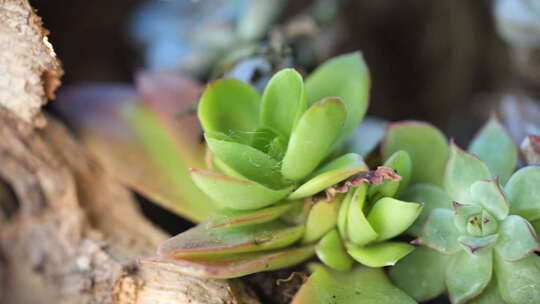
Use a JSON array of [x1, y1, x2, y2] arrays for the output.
[[383, 120, 540, 304], [140, 53, 420, 302]]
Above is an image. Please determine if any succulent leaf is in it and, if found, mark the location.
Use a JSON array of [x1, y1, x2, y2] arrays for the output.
[[382, 121, 448, 185], [470, 179, 509, 220], [389, 247, 451, 301], [444, 142, 491, 202], [383, 150, 412, 195], [401, 183, 452, 236], [288, 153, 368, 200], [158, 220, 304, 258], [305, 52, 371, 151], [281, 97, 347, 181], [468, 117, 517, 184], [126, 105, 219, 221], [366, 197, 423, 241], [505, 166, 540, 222], [55, 84, 218, 222], [208, 201, 300, 228], [469, 278, 505, 304], [205, 132, 285, 188], [260, 68, 306, 138], [198, 78, 260, 144], [190, 169, 292, 210], [418, 208, 461, 254], [292, 264, 416, 304], [495, 253, 540, 304], [302, 196, 341, 243], [446, 250, 493, 304], [458, 235, 499, 254], [347, 185, 378, 246], [495, 215, 539, 262], [346, 242, 415, 267], [337, 191, 353, 239], [316, 229, 354, 271], [142, 245, 316, 279]]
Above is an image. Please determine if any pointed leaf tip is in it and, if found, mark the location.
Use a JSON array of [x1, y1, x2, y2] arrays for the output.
[[468, 117, 517, 184]]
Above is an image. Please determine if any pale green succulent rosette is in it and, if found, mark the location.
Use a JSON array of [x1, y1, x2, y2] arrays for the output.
[[384, 118, 540, 304], [142, 53, 423, 303]]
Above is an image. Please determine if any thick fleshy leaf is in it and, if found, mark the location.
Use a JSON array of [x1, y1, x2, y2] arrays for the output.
[[446, 249, 493, 304], [55, 84, 218, 222], [190, 169, 292, 210], [302, 196, 341, 243], [495, 215, 539, 261], [346, 242, 415, 267], [205, 132, 285, 188], [142, 245, 315, 279], [208, 201, 300, 228], [390, 247, 451, 301], [198, 78, 260, 144], [468, 118, 517, 184], [347, 185, 378, 246], [281, 98, 347, 181], [260, 68, 306, 138], [125, 105, 219, 221], [470, 179, 509, 220], [366, 197, 423, 241], [505, 166, 540, 221], [304, 52, 371, 150], [158, 221, 304, 257], [444, 142, 492, 202], [288, 153, 368, 200], [495, 253, 540, 304], [316, 229, 354, 271], [401, 183, 453, 236], [292, 264, 416, 304], [337, 190, 353, 239], [384, 150, 412, 195], [469, 278, 505, 304], [418, 208, 461, 254], [458, 235, 498, 254], [382, 121, 448, 186]]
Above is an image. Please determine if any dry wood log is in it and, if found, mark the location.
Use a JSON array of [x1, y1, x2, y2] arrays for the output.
[[0, 1, 260, 303]]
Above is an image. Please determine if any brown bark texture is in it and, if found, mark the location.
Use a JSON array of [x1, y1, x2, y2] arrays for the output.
[[0, 1, 259, 303]]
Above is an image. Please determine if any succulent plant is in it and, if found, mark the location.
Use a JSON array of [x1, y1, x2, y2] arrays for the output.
[[136, 53, 422, 303], [383, 119, 540, 304]]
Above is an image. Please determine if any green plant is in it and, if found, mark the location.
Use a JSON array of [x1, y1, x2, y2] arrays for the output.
[[141, 53, 421, 303], [383, 119, 540, 304]]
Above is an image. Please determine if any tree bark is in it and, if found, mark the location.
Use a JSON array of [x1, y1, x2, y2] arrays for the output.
[[0, 1, 259, 303]]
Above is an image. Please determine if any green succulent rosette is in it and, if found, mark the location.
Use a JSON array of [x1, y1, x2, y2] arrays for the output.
[[142, 53, 420, 302], [383, 119, 540, 304]]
